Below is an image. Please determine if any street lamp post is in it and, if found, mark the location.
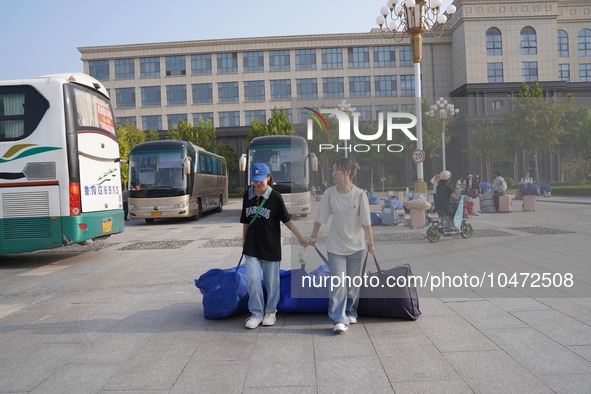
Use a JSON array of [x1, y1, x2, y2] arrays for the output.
[[337, 100, 356, 159], [427, 97, 459, 171], [376, 0, 456, 193]]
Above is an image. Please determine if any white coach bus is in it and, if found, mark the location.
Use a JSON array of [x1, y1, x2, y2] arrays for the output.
[[0, 73, 124, 254]]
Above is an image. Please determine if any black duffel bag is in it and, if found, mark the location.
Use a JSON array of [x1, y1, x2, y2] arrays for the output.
[[357, 254, 421, 320]]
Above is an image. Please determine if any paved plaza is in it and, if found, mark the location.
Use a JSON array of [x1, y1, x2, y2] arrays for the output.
[[0, 194, 590, 393]]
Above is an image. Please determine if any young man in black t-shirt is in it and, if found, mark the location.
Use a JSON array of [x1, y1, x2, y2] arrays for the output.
[[240, 163, 307, 329]]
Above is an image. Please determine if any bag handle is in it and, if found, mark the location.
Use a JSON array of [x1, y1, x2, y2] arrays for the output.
[[361, 252, 382, 274], [313, 245, 329, 265]]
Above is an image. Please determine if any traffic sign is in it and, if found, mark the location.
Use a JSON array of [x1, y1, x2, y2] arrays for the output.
[[380, 176, 385, 182], [412, 149, 425, 164]]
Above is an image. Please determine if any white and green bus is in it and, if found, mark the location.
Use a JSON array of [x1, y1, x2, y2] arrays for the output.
[[128, 140, 228, 223], [0, 73, 125, 254]]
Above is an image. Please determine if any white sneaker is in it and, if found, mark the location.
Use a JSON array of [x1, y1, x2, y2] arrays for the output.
[[347, 316, 358, 324], [333, 323, 348, 334], [245, 315, 263, 329], [262, 312, 276, 326]]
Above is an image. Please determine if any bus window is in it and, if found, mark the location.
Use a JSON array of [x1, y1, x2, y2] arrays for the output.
[[199, 155, 206, 173], [0, 86, 49, 141]]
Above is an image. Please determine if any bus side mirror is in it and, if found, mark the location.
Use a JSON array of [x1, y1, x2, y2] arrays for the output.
[[184, 157, 191, 174], [310, 153, 318, 172], [239, 154, 247, 172]]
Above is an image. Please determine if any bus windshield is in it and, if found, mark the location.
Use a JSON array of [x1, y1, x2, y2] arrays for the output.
[[129, 150, 187, 192], [249, 142, 309, 193]]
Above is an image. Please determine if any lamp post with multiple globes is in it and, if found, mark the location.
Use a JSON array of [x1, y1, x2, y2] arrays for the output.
[[376, 0, 456, 193], [427, 97, 459, 171]]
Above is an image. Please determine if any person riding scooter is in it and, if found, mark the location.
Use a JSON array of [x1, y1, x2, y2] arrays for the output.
[[434, 170, 460, 232]]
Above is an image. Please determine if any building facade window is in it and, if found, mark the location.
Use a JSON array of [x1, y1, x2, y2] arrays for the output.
[[322, 77, 344, 98], [374, 75, 397, 96], [578, 28, 591, 57], [142, 115, 162, 130], [192, 83, 213, 104], [244, 80, 265, 101], [558, 30, 569, 58], [486, 27, 503, 56], [116, 116, 136, 126], [400, 75, 415, 95], [115, 87, 136, 108], [296, 49, 317, 70], [349, 76, 371, 97], [269, 50, 290, 71], [399, 45, 412, 66], [355, 105, 373, 122], [219, 111, 240, 127], [140, 57, 160, 78], [193, 112, 214, 125], [492, 100, 503, 110], [245, 110, 266, 125], [140, 86, 161, 106], [115, 58, 135, 79], [167, 114, 187, 128], [487, 62, 504, 83], [166, 84, 187, 105], [217, 52, 238, 73], [89, 60, 109, 80], [373, 46, 396, 67], [243, 51, 264, 72], [348, 47, 370, 68], [521, 26, 537, 55], [218, 82, 239, 103], [321, 48, 343, 69], [375, 105, 398, 119], [522, 61, 538, 82], [401, 103, 415, 112], [165, 56, 186, 76], [296, 78, 318, 98], [580, 64, 591, 82], [270, 79, 291, 100], [191, 54, 212, 75], [559, 64, 570, 82]]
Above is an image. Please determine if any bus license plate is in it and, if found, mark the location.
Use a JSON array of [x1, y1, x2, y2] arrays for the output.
[[151, 211, 162, 217], [102, 221, 112, 233]]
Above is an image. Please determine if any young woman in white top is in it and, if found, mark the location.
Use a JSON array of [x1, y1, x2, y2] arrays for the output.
[[520, 170, 533, 184], [308, 158, 374, 334]]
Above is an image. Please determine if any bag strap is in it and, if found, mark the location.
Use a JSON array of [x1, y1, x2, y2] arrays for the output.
[[313, 246, 329, 265], [249, 197, 267, 226], [361, 252, 382, 273], [235, 254, 244, 269]]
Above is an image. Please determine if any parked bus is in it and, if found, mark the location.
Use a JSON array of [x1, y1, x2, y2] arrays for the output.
[[240, 135, 317, 217], [0, 73, 124, 254], [128, 140, 228, 223]]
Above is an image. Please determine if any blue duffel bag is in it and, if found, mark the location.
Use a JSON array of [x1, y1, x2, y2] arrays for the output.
[[195, 256, 250, 319], [277, 247, 330, 313]]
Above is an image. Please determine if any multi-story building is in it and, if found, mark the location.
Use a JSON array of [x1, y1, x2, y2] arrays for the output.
[[79, 0, 590, 186]]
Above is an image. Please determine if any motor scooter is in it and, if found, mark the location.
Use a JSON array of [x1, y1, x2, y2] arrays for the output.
[[426, 196, 473, 243]]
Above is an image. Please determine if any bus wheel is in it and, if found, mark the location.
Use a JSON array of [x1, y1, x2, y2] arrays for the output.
[[145, 219, 155, 224], [216, 195, 223, 213], [191, 199, 203, 220]]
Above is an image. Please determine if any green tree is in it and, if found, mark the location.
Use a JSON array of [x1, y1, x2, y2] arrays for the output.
[[469, 120, 507, 182], [559, 103, 591, 182], [168, 119, 216, 151], [117, 121, 147, 184], [504, 81, 567, 182], [246, 108, 294, 142]]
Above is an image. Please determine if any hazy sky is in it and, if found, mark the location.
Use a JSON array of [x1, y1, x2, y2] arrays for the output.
[[1, 0, 454, 80]]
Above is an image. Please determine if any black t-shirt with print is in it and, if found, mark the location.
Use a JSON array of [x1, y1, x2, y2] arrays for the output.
[[240, 187, 291, 261]]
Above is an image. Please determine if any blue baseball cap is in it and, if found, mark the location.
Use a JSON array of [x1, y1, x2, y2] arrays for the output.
[[251, 163, 270, 182]]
